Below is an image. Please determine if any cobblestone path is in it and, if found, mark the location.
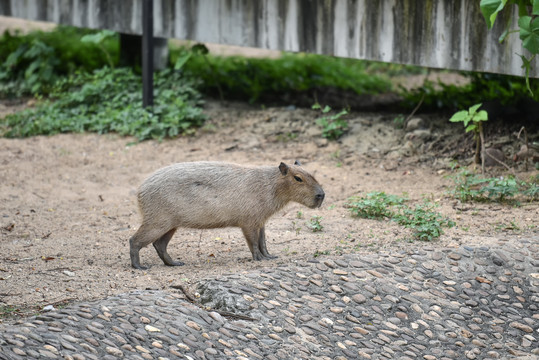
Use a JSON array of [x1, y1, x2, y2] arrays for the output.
[[1, 237, 538, 359]]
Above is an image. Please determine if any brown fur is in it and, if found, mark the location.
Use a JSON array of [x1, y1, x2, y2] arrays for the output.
[[129, 161, 325, 269]]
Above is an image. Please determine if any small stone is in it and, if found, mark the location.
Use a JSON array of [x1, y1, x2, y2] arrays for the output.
[[352, 294, 367, 304], [105, 346, 123, 357], [510, 321, 533, 333], [268, 333, 282, 341], [135, 345, 151, 353], [185, 321, 201, 331], [145, 325, 160, 332]]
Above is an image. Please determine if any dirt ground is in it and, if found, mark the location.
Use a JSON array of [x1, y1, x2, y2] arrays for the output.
[[0, 97, 538, 319], [0, 17, 538, 319]]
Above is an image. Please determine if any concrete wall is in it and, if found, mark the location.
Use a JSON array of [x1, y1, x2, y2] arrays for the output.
[[0, 0, 537, 78]]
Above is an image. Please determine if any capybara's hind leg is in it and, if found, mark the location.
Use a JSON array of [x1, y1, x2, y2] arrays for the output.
[[153, 228, 184, 266], [130, 224, 165, 270], [258, 227, 277, 260]]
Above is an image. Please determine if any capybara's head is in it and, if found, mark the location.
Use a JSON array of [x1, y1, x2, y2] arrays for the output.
[[278, 161, 325, 208]]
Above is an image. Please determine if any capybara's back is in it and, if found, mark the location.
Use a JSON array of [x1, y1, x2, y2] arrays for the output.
[[129, 161, 325, 269]]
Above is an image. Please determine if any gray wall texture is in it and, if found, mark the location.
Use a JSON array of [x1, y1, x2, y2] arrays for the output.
[[1, 0, 537, 78]]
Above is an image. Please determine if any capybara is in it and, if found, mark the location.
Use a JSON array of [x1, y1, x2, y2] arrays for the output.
[[129, 161, 325, 269]]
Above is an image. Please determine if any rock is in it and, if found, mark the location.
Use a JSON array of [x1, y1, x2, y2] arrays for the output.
[[484, 148, 505, 167], [404, 129, 432, 142], [405, 117, 424, 131]]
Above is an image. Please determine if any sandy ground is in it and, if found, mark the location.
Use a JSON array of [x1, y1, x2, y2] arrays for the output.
[[0, 99, 537, 319], [0, 16, 537, 319]]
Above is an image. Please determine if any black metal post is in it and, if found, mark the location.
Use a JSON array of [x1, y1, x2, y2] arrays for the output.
[[142, 0, 154, 107]]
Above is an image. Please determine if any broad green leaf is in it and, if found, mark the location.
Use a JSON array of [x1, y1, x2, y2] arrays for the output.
[[468, 103, 483, 116], [534, 0, 539, 15], [174, 52, 192, 70], [465, 124, 477, 133], [480, 0, 508, 29], [518, 16, 539, 54], [474, 110, 489, 122], [449, 110, 468, 122]]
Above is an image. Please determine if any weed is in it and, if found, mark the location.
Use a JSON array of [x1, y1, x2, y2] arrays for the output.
[[0, 26, 118, 97], [174, 49, 393, 103], [307, 216, 324, 232], [481, 177, 519, 202], [313, 249, 331, 258], [393, 114, 406, 129], [449, 170, 538, 203], [291, 220, 301, 236], [347, 191, 407, 219], [312, 103, 349, 140], [347, 192, 454, 241], [296, 211, 304, 219], [1, 67, 205, 141], [394, 201, 456, 242], [449, 103, 488, 165]]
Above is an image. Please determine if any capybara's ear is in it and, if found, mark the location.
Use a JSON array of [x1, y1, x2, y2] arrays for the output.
[[294, 160, 302, 166], [279, 162, 289, 175]]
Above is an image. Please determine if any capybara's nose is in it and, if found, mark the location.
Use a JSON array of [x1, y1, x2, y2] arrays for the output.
[[316, 192, 325, 202]]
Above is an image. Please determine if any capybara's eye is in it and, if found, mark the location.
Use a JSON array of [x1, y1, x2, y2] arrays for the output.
[[294, 176, 303, 182]]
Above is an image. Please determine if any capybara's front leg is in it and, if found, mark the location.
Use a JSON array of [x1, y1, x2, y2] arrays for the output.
[[258, 227, 277, 260], [153, 228, 184, 266], [242, 227, 264, 261]]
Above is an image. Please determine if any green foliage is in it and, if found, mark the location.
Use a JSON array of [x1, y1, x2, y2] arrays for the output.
[[401, 72, 539, 111], [347, 191, 407, 219], [1, 67, 205, 141], [0, 26, 118, 97], [347, 192, 454, 241], [172, 47, 392, 103], [307, 216, 324, 232], [393, 202, 456, 242], [480, 0, 539, 94], [312, 103, 349, 140], [449, 103, 488, 133], [80, 30, 116, 68], [0, 38, 59, 95], [449, 170, 539, 203]]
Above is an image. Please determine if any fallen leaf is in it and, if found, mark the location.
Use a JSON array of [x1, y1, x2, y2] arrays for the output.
[[42, 256, 55, 262]]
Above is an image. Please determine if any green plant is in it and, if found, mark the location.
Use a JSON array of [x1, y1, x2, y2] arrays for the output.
[[394, 201, 456, 242], [449, 103, 488, 165], [480, 0, 539, 94], [400, 72, 539, 112], [0, 38, 59, 95], [312, 103, 349, 140], [393, 114, 406, 129], [347, 191, 407, 219], [347, 192, 454, 241], [1, 67, 205, 141], [313, 249, 331, 258], [449, 170, 489, 202], [307, 216, 324, 232], [81, 30, 116, 68], [0, 26, 118, 97], [172, 48, 392, 104], [482, 176, 519, 201], [449, 171, 538, 203]]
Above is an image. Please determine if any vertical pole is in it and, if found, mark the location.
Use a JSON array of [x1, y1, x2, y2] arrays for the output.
[[142, 0, 154, 107]]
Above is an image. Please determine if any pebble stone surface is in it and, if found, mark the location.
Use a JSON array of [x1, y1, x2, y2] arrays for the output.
[[1, 236, 538, 360]]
